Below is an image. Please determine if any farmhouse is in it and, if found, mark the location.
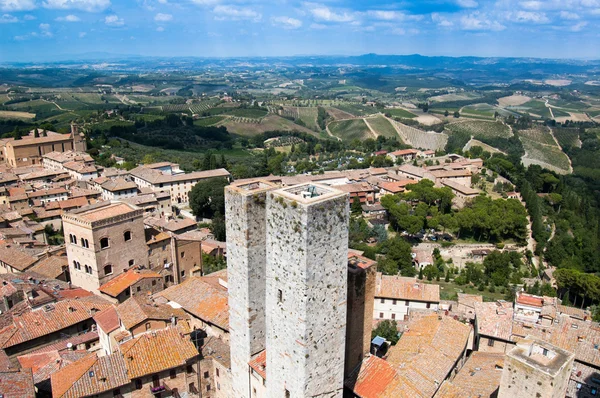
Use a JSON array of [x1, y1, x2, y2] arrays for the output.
[[388, 149, 419, 163]]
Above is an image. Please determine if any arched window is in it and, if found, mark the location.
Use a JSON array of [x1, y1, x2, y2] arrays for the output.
[[123, 231, 132, 242], [100, 237, 109, 249], [81, 238, 89, 248], [104, 264, 113, 276], [85, 265, 92, 274], [69, 234, 74, 244]]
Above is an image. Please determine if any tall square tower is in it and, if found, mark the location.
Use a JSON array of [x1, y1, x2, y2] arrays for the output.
[[62, 201, 149, 294], [265, 183, 349, 397], [225, 180, 277, 398]]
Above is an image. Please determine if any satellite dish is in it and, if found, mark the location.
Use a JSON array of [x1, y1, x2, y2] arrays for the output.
[[66, 343, 73, 349]]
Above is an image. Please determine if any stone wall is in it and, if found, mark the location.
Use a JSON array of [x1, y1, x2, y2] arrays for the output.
[[225, 181, 275, 398], [265, 185, 349, 397]]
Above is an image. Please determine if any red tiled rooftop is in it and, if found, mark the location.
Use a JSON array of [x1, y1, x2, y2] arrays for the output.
[[98, 268, 162, 298], [516, 293, 543, 307], [249, 350, 266, 379]]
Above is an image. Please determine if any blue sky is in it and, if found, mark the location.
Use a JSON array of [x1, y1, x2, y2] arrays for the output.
[[1, 0, 599, 62]]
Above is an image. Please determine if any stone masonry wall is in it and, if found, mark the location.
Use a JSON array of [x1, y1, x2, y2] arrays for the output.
[[225, 182, 275, 398], [265, 188, 349, 398]]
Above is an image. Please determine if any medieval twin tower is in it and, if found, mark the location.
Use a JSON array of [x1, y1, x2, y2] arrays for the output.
[[226, 181, 349, 398]]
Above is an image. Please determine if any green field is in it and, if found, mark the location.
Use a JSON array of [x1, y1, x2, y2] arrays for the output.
[[518, 100, 552, 119], [297, 107, 319, 130], [553, 128, 580, 149], [194, 116, 226, 127], [386, 108, 417, 118], [461, 104, 496, 118], [329, 119, 372, 140], [446, 120, 512, 139], [366, 116, 398, 139], [226, 108, 268, 119]]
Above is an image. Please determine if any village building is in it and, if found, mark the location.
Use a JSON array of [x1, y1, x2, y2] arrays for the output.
[[100, 178, 138, 201], [2, 126, 86, 168], [373, 274, 440, 321], [98, 267, 163, 303], [440, 178, 480, 207], [0, 368, 36, 397], [114, 295, 190, 338], [345, 314, 471, 397], [388, 149, 419, 163], [62, 201, 149, 294], [436, 351, 505, 398], [129, 162, 231, 204], [474, 300, 515, 353]]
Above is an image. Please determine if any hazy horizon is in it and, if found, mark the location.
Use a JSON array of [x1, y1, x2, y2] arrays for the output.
[[1, 0, 599, 63]]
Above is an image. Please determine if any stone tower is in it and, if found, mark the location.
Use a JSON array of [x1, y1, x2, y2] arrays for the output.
[[225, 180, 277, 398], [499, 336, 574, 398], [345, 253, 377, 377], [265, 183, 349, 398]]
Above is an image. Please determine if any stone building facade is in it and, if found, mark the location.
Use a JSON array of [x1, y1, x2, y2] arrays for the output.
[[499, 337, 575, 398], [265, 183, 349, 397], [62, 201, 149, 293], [225, 180, 277, 398]]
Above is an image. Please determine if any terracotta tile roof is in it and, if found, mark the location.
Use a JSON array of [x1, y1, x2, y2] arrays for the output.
[[116, 296, 189, 331], [345, 355, 403, 398], [144, 216, 197, 233], [516, 293, 544, 307], [457, 293, 483, 309], [71, 202, 138, 223], [120, 326, 198, 379], [558, 304, 591, 320], [474, 301, 514, 341], [55, 288, 93, 300], [100, 178, 137, 192], [0, 245, 38, 271], [440, 179, 480, 195], [375, 274, 440, 302], [93, 306, 120, 334], [249, 350, 266, 379], [130, 166, 230, 185], [156, 275, 229, 331], [348, 315, 471, 398], [348, 252, 377, 270], [0, 369, 35, 398], [26, 188, 68, 199], [98, 268, 162, 298], [29, 255, 68, 279], [8, 133, 72, 147], [51, 353, 129, 398], [57, 196, 88, 210], [201, 336, 231, 369], [436, 352, 504, 398], [17, 349, 89, 385], [390, 149, 419, 156], [0, 299, 110, 349]]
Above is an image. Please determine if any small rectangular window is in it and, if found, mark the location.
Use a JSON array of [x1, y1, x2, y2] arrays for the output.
[[204, 371, 209, 379], [216, 368, 219, 377], [392, 299, 397, 305], [488, 339, 495, 347], [181, 251, 185, 258], [379, 312, 384, 319], [170, 369, 176, 379], [380, 298, 385, 304], [278, 289, 283, 303], [426, 302, 431, 309], [392, 313, 396, 320], [405, 300, 410, 306]]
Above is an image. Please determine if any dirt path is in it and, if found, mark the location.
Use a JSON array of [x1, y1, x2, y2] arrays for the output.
[[545, 99, 555, 119], [325, 123, 341, 141], [362, 118, 379, 139], [41, 98, 64, 110]]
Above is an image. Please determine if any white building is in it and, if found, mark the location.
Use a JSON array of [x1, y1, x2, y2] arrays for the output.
[[373, 274, 440, 321], [100, 177, 138, 201], [129, 162, 231, 204]]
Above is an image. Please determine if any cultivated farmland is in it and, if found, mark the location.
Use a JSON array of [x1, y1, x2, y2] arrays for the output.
[[365, 116, 398, 139], [0, 110, 36, 120], [446, 120, 512, 139], [386, 108, 417, 118], [519, 127, 571, 174], [391, 120, 448, 151], [326, 107, 356, 120], [329, 119, 373, 140]]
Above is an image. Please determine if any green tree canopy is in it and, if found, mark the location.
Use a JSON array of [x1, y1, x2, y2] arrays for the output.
[[189, 177, 229, 219]]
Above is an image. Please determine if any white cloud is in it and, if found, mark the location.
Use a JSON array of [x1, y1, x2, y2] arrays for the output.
[[508, 11, 549, 23], [56, 14, 80, 21], [191, 0, 220, 5], [431, 12, 453, 27], [104, 14, 124, 26], [79, 31, 86, 37], [519, 1, 543, 10], [23, 14, 35, 19], [156, 26, 164, 31], [0, 0, 36, 12], [560, 11, 580, 19], [0, 13, 18, 22], [461, 12, 506, 30], [154, 12, 172, 21], [457, 0, 478, 7], [39, 22, 53, 36], [271, 16, 302, 29], [42, 0, 110, 12], [306, 3, 354, 22], [212, 5, 261, 22], [570, 21, 587, 31]]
